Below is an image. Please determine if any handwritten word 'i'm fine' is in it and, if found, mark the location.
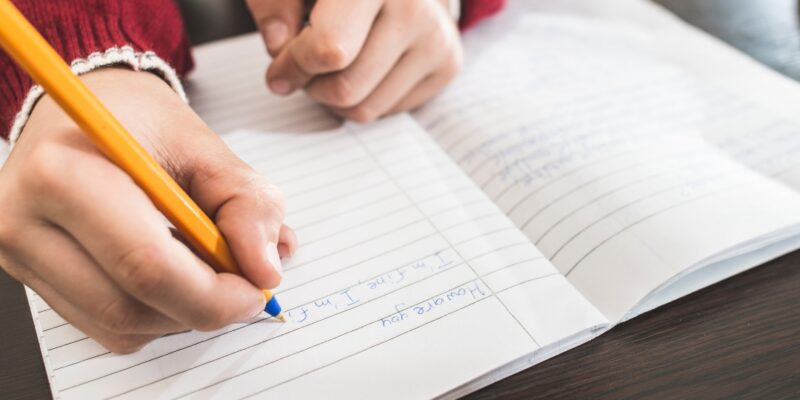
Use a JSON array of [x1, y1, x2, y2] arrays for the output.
[[288, 250, 457, 324]]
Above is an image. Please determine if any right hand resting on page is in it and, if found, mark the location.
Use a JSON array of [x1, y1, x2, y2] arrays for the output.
[[0, 68, 297, 354]]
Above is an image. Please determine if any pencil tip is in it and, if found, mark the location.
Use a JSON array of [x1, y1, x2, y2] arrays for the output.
[[276, 313, 287, 322]]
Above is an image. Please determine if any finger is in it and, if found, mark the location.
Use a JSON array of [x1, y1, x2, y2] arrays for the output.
[[246, 0, 306, 55], [266, 0, 384, 94], [178, 140, 286, 289], [16, 222, 186, 335], [266, 46, 313, 95], [35, 148, 266, 331], [292, 0, 384, 73], [278, 224, 298, 258], [5, 259, 158, 354], [328, 17, 461, 122], [388, 57, 462, 114], [41, 284, 160, 354], [325, 49, 427, 123], [305, 12, 412, 108], [329, 40, 453, 122]]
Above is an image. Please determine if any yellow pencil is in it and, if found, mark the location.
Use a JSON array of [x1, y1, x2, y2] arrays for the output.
[[0, 0, 285, 321]]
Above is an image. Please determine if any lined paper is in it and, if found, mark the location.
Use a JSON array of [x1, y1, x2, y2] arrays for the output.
[[22, 0, 800, 398], [414, 2, 800, 321], [31, 64, 605, 399]]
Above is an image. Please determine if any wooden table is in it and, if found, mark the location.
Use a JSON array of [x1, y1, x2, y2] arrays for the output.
[[2, 1, 799, 398]]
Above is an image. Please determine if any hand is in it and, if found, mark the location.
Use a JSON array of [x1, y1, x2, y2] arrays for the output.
[[0, 68, 297, 354], [247, 0, 463, 122]]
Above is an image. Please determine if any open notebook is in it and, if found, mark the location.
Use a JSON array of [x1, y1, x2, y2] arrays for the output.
[[24, 0, 800, 398]]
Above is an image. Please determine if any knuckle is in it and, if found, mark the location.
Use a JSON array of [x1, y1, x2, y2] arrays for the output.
[[115, 244, 169, 298], [252, 178, 286, 218], [103, 334, 150, 355], [441, 49, 463, 81], [22, 144, 72, 196], [425, 23, 457, 57], [261, 179, 285, 204], [98, 298, 143, 334], [391, 0, 426, 20], [325, 74, 359, 107], [347, 105, 378, 124], [310, 34, 351, 70], [408, 0, 434, 21], [427, 28, 449, 52]]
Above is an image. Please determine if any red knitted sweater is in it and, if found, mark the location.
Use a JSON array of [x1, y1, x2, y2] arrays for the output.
[[0, 0, 505, 139]]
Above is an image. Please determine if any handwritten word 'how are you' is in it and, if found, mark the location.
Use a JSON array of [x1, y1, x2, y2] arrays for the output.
[[380, 281, 489, 329]]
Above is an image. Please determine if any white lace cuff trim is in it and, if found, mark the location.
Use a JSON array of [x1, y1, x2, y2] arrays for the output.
[[8, 46, 187, 148]]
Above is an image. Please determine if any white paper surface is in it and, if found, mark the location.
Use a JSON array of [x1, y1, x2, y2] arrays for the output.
[[414, 0, 800, 321], [24, 0, 800, 398], [31, 114, 604, 398]]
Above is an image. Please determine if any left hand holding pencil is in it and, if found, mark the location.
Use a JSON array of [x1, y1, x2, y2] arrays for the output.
[[0, 68, 297, 354]]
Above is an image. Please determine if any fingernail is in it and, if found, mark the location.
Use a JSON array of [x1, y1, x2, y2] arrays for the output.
[[270, 79, 292, 95], [266, 242, 283, 276], [277, 243, 292, 259], [265, 21, 288, 52]]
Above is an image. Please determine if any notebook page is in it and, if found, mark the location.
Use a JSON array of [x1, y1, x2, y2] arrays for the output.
[[25, 36, 607, 398], [185, 34, 339, 135], [621, 0, 800, 192], [414, 0, 800, 322], [30, 116, 605, 399], [529, 0, 800, 317]]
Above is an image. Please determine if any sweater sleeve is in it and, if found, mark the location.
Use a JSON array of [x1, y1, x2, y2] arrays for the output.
[[460, 0, 506, 30], [0, 0, 194, 140]]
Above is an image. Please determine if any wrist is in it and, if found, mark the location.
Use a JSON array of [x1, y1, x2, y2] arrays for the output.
[[19, 66, 197, 162], [9, 46, 187, 149]]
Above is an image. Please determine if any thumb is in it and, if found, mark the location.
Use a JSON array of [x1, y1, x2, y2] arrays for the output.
[[177, 139, 290, 289], [246, 0, 307, 56]]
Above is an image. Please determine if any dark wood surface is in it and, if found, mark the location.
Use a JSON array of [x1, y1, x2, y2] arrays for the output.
[[1, 1, 799, 399], [0, 267, 51, 399], [467, 251, 800, 399]]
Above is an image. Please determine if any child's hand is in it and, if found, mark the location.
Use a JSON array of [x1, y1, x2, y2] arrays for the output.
[[247, 0, 463, 122], [0, 68, 296, 354]]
